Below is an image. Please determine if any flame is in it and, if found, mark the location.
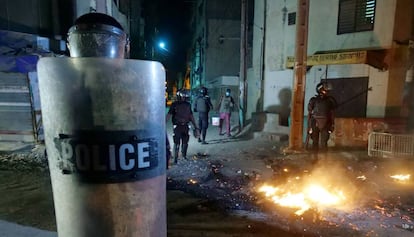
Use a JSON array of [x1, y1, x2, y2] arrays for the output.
[[258, 183, 346, 215], [390, 174, 410, 182]]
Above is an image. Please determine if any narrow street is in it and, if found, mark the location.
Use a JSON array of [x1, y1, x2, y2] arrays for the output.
[[1, 122, 414, 236]]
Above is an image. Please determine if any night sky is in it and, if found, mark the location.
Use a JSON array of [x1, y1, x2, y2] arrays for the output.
[[142, 0, 194, 73]]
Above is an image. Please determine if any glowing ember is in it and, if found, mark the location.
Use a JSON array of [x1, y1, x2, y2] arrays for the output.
[[356, 175, 366, 181], [187, 179, 198, 184], [258, 184, 347, 215], [390, 174, 410, 182]]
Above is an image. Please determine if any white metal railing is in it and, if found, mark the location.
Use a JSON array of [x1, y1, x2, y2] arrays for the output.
[[368, 132, 414, 158]]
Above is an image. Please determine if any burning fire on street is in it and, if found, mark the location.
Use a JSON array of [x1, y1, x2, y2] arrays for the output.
[[256, 164, 360, 216], [390, 174, 411, 182], [252, 157, 414, 235], [258, 183, 346, 215]]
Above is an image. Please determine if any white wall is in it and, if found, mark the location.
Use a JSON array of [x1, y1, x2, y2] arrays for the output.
[[367, 68, 389, 117], [75, 0, 92, 17], [265, 0, 297, 71], [246, 67, 259, 120], [263, 70, 293, 110], [74, 0, 128, 33], [205, 19, 240, 82], [307, 0, 397, 53], [247, 0, 265, 117]]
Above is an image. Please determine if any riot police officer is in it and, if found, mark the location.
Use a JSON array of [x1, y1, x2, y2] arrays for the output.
[[194, 86, 213, 144], [41, 12, 168, 236], [307, 82, 337, 151], [67, 12, 129, 58], [166, 89, 199, 163], [67, 12, 172, 167]]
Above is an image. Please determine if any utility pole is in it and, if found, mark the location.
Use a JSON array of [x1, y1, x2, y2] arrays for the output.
[[289, 0, 309, 150], [258, 0, 267, 112], [239, 0, 247, 132]]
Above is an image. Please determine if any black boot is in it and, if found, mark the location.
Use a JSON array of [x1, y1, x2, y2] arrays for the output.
[[174, 144, 180, 164], [202, 132, 208, 144], [166, 148, 171, 169], [182, 144, 188, 159]]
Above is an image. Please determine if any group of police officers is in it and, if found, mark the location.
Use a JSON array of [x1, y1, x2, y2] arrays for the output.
[[61, 11, 351, 168], [165, 86, 213, 166]]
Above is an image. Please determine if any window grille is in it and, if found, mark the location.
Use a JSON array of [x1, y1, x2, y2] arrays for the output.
[[337, 0, 376, 34], [288, 12, 296, 25]]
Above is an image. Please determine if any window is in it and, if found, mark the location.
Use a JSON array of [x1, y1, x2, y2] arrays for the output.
[[288, 12, 296, 25], [337, 0, 376, 34]]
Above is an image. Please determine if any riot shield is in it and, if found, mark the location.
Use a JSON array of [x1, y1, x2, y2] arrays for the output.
[[37, 57, 166, 237]]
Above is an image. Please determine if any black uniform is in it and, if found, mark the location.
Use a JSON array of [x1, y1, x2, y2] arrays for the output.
[[308, 93, 337, 150], [167, 99, 197, 162], [194, 94, 213, 144], [166, 134, 172, 168]]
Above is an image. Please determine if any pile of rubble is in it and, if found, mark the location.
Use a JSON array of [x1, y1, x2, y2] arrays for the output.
[[0, 144, 48, 171]]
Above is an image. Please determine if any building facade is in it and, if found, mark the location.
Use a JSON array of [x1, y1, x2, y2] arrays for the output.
[[189, 0, 242, 88], [248, 0, 414, 144], [252, 0, 414, 118]]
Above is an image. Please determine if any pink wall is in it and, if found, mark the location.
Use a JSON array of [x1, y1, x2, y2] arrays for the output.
[[332, 118, 407, 147]]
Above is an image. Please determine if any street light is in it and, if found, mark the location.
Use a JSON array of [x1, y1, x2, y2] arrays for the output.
[[159, 41, 166, 50], [158, 41, 169, 53]]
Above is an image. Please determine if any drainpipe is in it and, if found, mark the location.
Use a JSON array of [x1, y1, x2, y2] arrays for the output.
[[259, 0, 267, 112]]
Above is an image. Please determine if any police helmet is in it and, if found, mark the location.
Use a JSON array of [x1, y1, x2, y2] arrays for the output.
[[199, 87, 208, 96], [176, 89, 190, 101], [316, 82, 329, 95], [67, 12, 130, 58]]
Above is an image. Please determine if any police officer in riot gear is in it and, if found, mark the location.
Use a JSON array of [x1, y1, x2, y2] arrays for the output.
[[307, 82, 337, 151], [67, 12, 129, 58], [40, 12, 168, 236], [67, 12, 173, 167], [194, 86, 213, 144], [166, 89, 199, 164]]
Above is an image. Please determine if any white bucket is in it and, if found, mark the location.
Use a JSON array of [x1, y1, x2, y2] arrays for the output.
[[212, 117, 220, 126]]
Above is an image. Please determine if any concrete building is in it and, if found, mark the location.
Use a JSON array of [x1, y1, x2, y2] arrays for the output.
[[249, 0, 414, 146], [189, 0, 243, 97], [0, 0, 142, 143], [189, 0, 242, 88], [189, 0, 255, 131]]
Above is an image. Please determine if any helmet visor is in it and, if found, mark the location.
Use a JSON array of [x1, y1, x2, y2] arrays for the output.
[[68, 24, 128, 58]]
